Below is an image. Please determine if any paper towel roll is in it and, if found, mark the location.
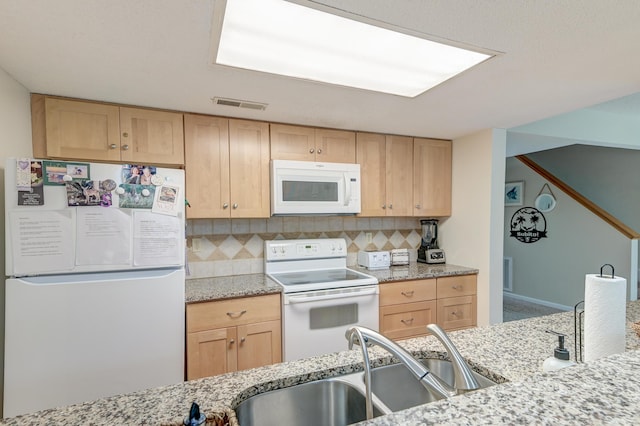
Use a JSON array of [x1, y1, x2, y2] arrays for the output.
[[584, 273, 626, 362]]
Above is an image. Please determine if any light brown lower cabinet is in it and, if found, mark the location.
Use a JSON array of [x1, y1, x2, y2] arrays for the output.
[[378, 274, 477, 340], [186, 294, 281, 380], [436, 275, 477, 331]]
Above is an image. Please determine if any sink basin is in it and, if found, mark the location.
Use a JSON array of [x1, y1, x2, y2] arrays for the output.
[[235, 378, 383, 426], [235, 358, 497, 426], [369, 358, 497, 412]]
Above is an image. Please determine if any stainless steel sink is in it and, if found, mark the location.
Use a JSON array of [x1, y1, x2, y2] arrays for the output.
[[235, 359, 497, 426], [235, 378, 384, 426], [369, 358, 497, 412]]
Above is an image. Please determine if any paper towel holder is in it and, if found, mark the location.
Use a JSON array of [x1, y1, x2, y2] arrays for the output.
[[573, 300, 584, 363], [599, 263, 614, 279], [574, 263, 618, 363]]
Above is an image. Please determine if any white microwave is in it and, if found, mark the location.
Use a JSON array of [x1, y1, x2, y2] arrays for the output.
[[271, 160, 361, 215]]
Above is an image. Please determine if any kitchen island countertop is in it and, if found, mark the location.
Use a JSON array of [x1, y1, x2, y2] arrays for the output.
[[4, 300, 640, 425]]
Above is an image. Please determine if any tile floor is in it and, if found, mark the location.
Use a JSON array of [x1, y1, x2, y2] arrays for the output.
[[503, 295, 564, 322]]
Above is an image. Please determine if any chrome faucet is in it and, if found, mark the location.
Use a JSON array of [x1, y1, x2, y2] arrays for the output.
[[345, 324, 480, 419], [345, 326, 457, 415], [426, 323, 480, 392], [346, 327, 375, 420]]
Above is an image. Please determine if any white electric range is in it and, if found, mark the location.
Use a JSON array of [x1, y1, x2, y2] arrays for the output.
[[265, 238, 379, 361]]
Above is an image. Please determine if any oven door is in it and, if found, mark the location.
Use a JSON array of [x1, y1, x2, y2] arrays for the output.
[[282, 285, 379, 362]]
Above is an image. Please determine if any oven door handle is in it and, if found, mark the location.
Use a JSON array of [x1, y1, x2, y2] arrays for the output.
[[286, 287, 378, 304]]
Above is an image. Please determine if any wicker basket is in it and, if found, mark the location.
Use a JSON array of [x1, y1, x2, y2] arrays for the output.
[[630, 321, 640, 338]]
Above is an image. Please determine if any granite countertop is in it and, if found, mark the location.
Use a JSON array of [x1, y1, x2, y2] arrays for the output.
[[185, 274, 282, 303], [5, 301, 640, 425], [350, 263, 478, 283], [185, 263, 479, 303]]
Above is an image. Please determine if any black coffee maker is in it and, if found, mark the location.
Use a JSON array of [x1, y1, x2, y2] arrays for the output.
[[417, 219, 446, 264]]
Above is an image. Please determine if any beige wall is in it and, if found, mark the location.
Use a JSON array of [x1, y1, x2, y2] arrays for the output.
[[504, 157, 633, 306], [0, 66, 33, 417], [441, 129, 506, 326]]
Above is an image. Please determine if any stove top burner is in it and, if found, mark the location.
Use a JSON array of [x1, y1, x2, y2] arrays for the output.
[[264, 238, 378, 293]]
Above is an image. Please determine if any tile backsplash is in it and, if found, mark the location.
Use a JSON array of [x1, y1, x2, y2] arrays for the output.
[[186, 217, 422, 278]]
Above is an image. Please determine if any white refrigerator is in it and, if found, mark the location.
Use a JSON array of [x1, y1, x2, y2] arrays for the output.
[[3, 158, 186, 418]]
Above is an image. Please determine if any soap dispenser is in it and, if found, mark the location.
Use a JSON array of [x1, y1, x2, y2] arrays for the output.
[[184, 402, 206, 426], [542, 330, 577, 372]]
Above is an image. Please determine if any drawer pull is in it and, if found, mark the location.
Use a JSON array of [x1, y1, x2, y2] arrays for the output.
[[451, 285, 463, 291], [401, 291, 414, 298], [401, 318, 414, 325], [226, 310, 247, 318], [451, 310, 462, 317]]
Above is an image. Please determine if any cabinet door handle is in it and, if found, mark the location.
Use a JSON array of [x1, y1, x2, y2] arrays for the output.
[[401, 318, 414, 325], [381, 204, 386, 209], [389, 204, 393, 209], [240, 337, 246, 343], [229, 339, 235, 345], [223, 203, 229, 209], [121, 144, 130, 151], [232, 203, 238, 209], [309, 148, 315, 154], [226, 310, 246, 318], [317, 148, 322, 154], [401, 291, 414, 297], [122, 132, 129, 138], [109, 144, 118, 149], [415, 204, 421, 209]]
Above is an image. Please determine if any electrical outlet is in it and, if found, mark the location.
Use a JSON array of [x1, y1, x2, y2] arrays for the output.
[[192, 237, 201, 252], [365, 232, 373, 244]]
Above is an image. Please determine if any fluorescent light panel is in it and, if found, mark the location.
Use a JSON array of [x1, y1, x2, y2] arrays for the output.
[[216, 0, 491, 97]]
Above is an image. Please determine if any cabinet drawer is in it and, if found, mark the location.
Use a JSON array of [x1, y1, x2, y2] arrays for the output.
[[187, 294, 281, 332], [436, 275, 476, 299], [379, 279, 436, 306], [437, 295, 476, 331], [380, 301, 436, 340]]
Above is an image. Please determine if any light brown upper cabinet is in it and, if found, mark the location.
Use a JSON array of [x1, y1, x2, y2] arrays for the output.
[[184, 114, 270, 219], [356, 133, 413, 216], [413, 138, 452, 216], [32, 95, 184, 165], [270, 123, 356, 163]]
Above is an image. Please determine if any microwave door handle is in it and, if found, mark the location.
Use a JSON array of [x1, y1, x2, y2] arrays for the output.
[[344, 173, 351, 206], [287, 287, 378, 304]]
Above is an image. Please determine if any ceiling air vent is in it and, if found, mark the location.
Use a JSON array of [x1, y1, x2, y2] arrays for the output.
[[211, 97, 267, 111]]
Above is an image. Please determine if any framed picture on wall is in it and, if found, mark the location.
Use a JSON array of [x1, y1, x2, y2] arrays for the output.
[[504, 181, 524, 206]]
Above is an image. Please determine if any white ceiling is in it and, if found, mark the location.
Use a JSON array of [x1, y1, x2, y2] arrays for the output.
[[1, 0, 640, 140]]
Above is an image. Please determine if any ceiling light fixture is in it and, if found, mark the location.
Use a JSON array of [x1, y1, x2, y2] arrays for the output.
[[212, 0, 494, 98]]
